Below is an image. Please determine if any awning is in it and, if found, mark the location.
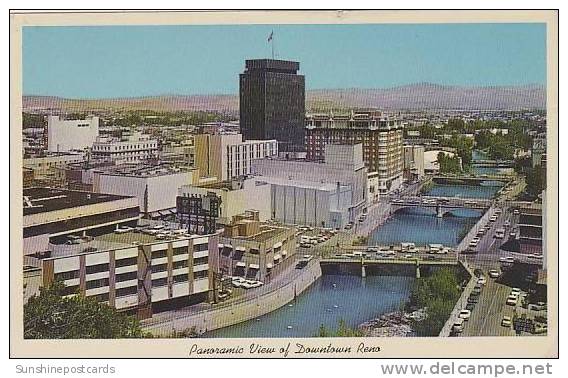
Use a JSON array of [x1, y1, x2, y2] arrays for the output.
[[218, 243, 224, 249], [266, 263, 273, 269], [249, 264, 260, 269], [235, 246, 246, 252], [273, 242, 283, 249], [281, 250, 287, 256], [224, 244, 233, 249], [236, 262, 246, 267], [273, 254, 281, 260]]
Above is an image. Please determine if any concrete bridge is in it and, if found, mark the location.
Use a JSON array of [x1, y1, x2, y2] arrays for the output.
[[320, 256, 459, 278], [389, 196, 491, 217], [471, 159, 514, 168], [431, 175, 510, 185]]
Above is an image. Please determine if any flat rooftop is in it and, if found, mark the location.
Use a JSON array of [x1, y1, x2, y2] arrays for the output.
[[95, 163, 195, 178], [228, 225, 291, 243], [23, 187, 133, 216]]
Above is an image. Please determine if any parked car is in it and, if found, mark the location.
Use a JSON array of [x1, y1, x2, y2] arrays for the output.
[[506, 295, 518, 306], [458, 309, 471, 321], [477, 276, 487, 285], [465, 302, 475, 311], [501, 316, 512, 328], [488, 269, 500, 278], [452, 318, 465, 333]]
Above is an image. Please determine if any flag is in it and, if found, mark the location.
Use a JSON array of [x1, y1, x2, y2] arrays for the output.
[[267, 31, 273, 42]]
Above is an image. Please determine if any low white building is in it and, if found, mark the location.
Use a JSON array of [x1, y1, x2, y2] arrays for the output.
[[251, 144, 368, 228], [92, 132, 158, 164], [178, 178, 271, 225], [93, 163, 197, 215], [47, 115, 99, 152]]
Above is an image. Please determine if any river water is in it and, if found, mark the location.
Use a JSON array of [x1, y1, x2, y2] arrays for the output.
[[206, 179, 492, 338], [205, 275, 414, 338], [368, 207, 482, 247]]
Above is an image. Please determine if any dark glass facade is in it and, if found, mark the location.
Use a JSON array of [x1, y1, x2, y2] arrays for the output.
[[239, 59, 305, 152]]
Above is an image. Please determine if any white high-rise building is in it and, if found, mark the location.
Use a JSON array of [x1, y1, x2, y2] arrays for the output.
[[92, 132, 158, 164], [194, 133, 278, 182], [46, 115, 99, 152]]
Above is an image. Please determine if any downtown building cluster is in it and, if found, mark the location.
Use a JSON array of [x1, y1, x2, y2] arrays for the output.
[[29, 58, 532, 322]]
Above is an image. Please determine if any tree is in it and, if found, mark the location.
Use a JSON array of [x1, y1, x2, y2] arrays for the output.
[[525, 167, 546, 197], [437, 152, 461, 174], [24, 281, 147, 339], [314, 319, 364, 337], [408, 268, 461, 336]]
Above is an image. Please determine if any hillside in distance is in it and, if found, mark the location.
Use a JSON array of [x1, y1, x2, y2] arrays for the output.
[[23, 83, 545, 114]]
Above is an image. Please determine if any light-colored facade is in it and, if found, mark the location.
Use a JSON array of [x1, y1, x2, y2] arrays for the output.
[[194, 133, 278, 182], [93, 163, 198, 215], [218, 219, 296, 282], [92, 132, 158, 164], [306, 110, 404, 194], [47, 115, 99, 153], [23, 153, 85, 180], [251, 144, 368, 228], [403, 145, 425, 181], [178, 178, 271, 225], [38, 231, 218, 319]]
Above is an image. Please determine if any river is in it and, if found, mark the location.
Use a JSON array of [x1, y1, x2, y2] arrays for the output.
[[205, 275, 414, 338], [368, 207, 482, 247]]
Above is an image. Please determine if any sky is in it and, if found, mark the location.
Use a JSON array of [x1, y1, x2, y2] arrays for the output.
[[22, 23, 547, 99]]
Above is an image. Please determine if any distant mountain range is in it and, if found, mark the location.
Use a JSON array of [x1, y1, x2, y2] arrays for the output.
[[23, 83, 546, 114]]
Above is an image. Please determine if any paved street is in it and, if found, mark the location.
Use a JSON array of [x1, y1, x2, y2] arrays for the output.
[[461, 278, 516, 336]]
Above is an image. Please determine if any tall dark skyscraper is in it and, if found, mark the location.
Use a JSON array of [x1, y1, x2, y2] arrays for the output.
[[239, 59, 305, 152]]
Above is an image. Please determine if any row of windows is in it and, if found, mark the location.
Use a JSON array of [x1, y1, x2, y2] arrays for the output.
[[86, 278, 109, 290], [193, 256, 208, 266]]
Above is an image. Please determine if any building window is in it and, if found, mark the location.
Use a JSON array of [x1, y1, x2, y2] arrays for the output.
[[115, 257, 138, 268], [173, 247, 187, 256], [86, 278, 109, 290], [92, 293, 109, 303], [194, 270, 208, 279], [193, 256, 208, 266], [173, 260, 188, 270], [152, 263, 168, 273], [116, 286, 137, 298], [152, 249, 167, 259], [54, 270, 79, 281], [86, 263, 109, 275], [151, 277, 168, 287], [193, 243, 208, 252], [116, 271, 138, 282], [173, 274, 188, 283]]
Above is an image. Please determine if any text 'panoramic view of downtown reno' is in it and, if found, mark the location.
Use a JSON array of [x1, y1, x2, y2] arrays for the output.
[[18, 18, 551, 348]]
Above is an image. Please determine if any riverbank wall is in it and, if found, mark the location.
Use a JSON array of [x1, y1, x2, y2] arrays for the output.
[[142, 260, 322, 337]]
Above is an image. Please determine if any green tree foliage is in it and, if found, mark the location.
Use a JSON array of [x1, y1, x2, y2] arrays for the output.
[[437, 152, 462, 174], [24, 281, 147, 339], [315, 319, 364, 337], [524, 166, 546, 197], [440, 135, 474, 167], [408, 268, 461, 336]]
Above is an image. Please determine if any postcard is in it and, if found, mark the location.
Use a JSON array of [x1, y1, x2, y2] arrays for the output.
[[10, 10, 558, 358]]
